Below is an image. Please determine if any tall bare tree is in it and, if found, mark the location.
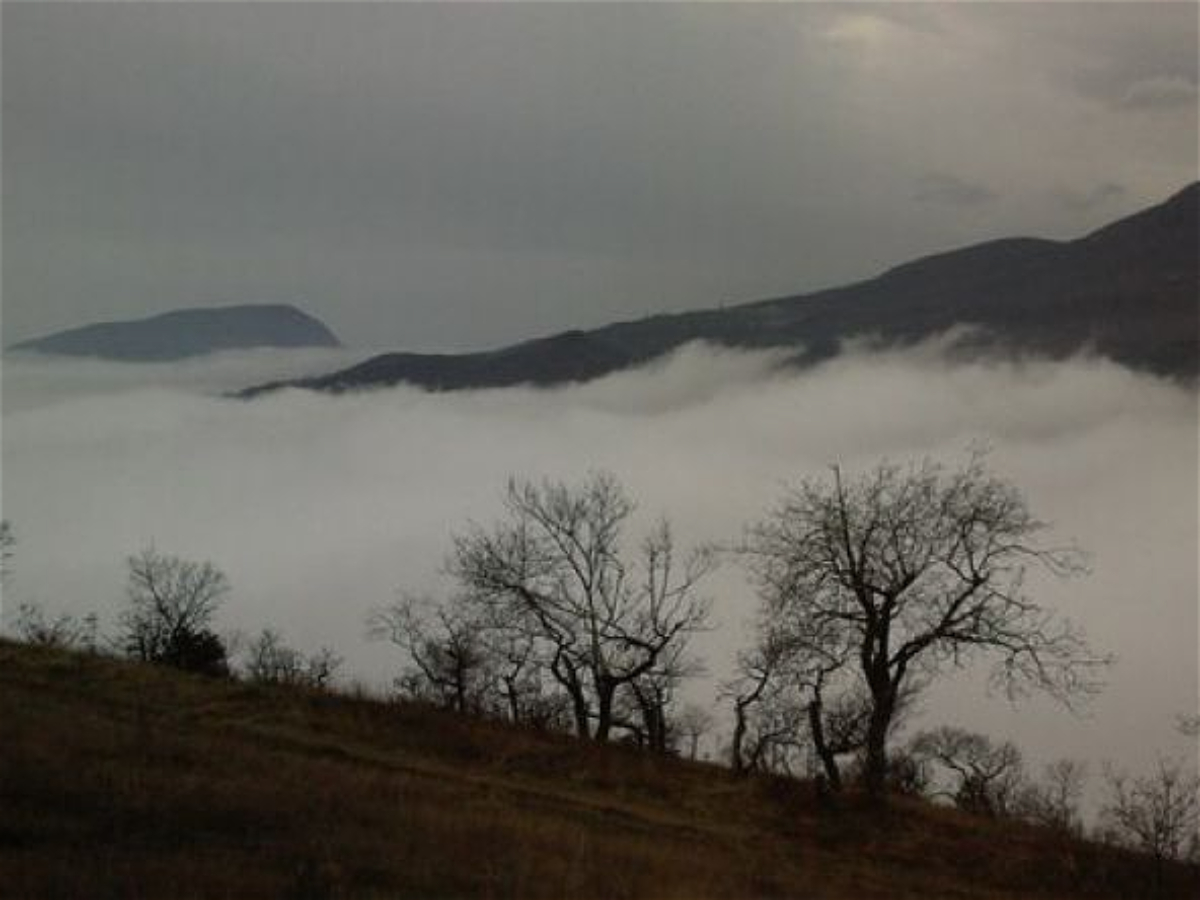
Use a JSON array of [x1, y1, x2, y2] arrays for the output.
[[451, 472, 713, 742], [742, 453, 1107, 799]]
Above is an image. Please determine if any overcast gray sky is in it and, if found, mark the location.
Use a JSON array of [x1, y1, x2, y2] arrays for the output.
[[3, 2, 1197, 351]]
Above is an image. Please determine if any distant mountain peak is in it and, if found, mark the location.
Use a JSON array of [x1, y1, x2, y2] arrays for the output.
[[8, 303, 341, 361]]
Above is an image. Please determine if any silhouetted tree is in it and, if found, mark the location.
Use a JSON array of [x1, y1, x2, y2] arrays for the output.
[[677, 704, 714, 760], [1017, 758, 1088, 834], [244, 628, 342, 688], [0, 520, 13, 583], [14, 601, 99, 651], [1101, 759, 1200, 875], [451, 473, 713, 742], [911, 726, 1025, 817], [369, 594, 491, 714], [1, 520, 14, 628], [742, 453, 1107, 800], [118, 546, 229, 675]]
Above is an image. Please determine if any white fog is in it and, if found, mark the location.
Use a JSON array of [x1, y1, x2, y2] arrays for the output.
[[2, 342, 1195, 792]]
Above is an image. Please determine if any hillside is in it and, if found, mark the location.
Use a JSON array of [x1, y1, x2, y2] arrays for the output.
[[1, 640, 1194, 900], [240, 183, 1198, 397], [7, 304, 340, 361]]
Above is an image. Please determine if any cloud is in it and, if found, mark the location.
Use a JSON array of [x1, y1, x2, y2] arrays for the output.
[[2, 343, 1195, 791], [1053, 181, 1126, 213], [1116, 75, 1199, 111], [914, 173, 998, 209]]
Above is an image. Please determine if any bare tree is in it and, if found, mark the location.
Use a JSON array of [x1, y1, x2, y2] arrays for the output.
[[0, 520, 13, 582], [1018, 759, 1088, 834], [911, 726, 1025, 817], [243, 628, 342, 688], [742, 453, 1107, 799], [119, 546, 229, 675], [451, 473, 713, 742], [368, 594, 492, 714], [727, 593, 917, 791], [721, 629, 814, 777], [624, 642, 704, 753], [1, 520, 14, 628], [677, 703, 714, 760], [1101, 759, 1200, 872], [14, 601, 100, 651]]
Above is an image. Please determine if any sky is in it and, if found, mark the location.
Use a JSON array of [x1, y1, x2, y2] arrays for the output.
[[2, 344, 1196, 797], [3, 2, 1198, 351]]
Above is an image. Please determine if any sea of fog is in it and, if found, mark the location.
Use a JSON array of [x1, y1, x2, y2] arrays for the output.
[[2, 341, 1196, 791]]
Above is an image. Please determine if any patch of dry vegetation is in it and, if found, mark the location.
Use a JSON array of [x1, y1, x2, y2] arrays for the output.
[[1, 640, 1194, 900]]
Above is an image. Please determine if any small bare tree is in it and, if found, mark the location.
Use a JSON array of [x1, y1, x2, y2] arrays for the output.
[[1101, 759, 1200, 869], [368, 594, 492, 714], [244, 628, 342, 688], [677, 704, 714, 760], [0, 520, 13, 581], [1, 520, 14, 627], [911, 726, 1025, 817], [742, 453, 1107, 799], [14, 601, 99, 651], [451, 473, 713, 742], [119, 546, 229, 675], [1018, 759, 1088, 834]]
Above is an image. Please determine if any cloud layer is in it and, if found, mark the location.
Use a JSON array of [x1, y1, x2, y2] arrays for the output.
[[2, 345, 1195, 784]]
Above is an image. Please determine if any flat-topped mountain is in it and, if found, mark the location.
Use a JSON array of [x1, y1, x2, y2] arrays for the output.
[[8, 304, 340, 361], [242, 183, 1197, 397]]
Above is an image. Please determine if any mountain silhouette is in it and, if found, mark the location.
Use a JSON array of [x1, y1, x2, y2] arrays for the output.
[[9, 304, 340, 361], [240, 182, 1192, 395]]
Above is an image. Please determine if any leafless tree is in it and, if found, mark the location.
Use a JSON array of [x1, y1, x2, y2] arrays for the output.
[[451, 472, 713, 742], [741, 452, 1107, 799], [368, 594, 492, 714], [0, 520, 13, 582], [677, 703, 714, 760], [243, 628, 342, 688], [911, 726, 1025, 817], [1101, 759, 1200, 872], [1, 520, 14, 627], [623, 641, 704, 753], [14, 600, 100, 651], [726, 598, 917, 791], [1017, 758, 1088, 834], [118, 546, 230, 674], [721, 628, 814, 777]]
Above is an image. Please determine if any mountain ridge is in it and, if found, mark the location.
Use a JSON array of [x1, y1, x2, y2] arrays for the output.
[[241, 183, 1197, 397], [8, 303, 341, 361]]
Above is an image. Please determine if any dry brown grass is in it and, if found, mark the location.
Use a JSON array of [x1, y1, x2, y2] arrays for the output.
[[1, 639, 1195, 900]]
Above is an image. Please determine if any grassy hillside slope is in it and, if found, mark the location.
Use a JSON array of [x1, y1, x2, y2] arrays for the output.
[[1, 640, 1194, 900]]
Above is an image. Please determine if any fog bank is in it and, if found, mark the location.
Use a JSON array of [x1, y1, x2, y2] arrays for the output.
[[2, 343, 1195, 778]]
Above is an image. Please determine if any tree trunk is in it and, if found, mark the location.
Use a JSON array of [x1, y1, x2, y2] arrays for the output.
[[503, 676, 521, 723], [569, 685, 591, 739], [731, 699, 749, 774], [863, 692, 894, 800], [807, 697, 843, 793], [594, 679, 616, 742]]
